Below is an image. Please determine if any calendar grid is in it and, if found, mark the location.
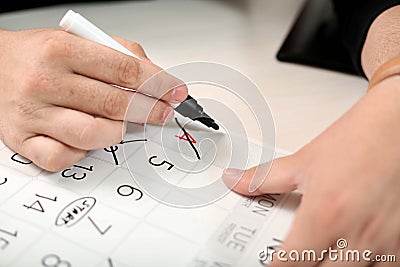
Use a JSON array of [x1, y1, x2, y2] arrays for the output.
[[0, 123, 298, 267]]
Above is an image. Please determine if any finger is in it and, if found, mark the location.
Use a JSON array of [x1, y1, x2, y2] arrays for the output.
[[40, 74, 174, 123], [269, 200, 337, 267], [32, 106, 124, 150], [375, 261, 398, 267], [125, 90, 174, 124], [319, 259, 368, 267], [59, 31, 188, 102], [222, 154, 302, 196], [112, 37, 148, 60], [356, 214, 399, 254], [19, 135, 87, 172], [354, 203, 400, 259], [373, 243, 400, 266], [318, 240, 369, 267]]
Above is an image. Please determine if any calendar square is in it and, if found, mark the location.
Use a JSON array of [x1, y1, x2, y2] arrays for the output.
[[113, 223, 199, 267], [0, 147, 43, 177], [91, 168, 168, 218], [38, 157, 115, 195]]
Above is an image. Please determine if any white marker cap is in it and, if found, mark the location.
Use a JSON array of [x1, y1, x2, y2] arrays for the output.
[[59, 9, 138, 59], [59, 9, 78, 31]]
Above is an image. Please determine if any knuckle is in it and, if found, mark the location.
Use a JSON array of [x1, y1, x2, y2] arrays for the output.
[[15, 102, 43, 123], [19, 31, 67, 96], [3, 131, 24, 153], [39, 30, 69, 59], [113, 57, 142, 86], [130, 42, 146, 57], [101, 90, 126, 118], [22, 69, 54, 97], [16, 30, 68, 96], [130, 41, 143, 51], [312, 192, 349, 230]]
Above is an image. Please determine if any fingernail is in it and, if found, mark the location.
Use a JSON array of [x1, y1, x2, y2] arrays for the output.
[[162, 106, 174, 123], [222, 168, 244, 188], [173, 86, 188, 102]]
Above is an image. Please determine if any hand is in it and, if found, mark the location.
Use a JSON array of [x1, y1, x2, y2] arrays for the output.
[[222, 77, 400, 266], [0, 28, 187, 171]]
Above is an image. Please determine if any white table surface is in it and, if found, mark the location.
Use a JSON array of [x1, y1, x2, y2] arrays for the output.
[[0, 0, 368, 153]]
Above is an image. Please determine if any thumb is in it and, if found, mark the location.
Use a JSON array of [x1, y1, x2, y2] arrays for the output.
[[222, 154, 303, 196]]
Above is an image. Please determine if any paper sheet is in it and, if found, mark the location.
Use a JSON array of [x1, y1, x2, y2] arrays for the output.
[[0, 117, 300, 267]]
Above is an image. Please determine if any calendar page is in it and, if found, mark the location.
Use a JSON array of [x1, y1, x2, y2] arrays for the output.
[[0, 113, 300, 267]]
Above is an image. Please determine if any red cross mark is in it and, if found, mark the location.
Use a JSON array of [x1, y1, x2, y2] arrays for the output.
[[175, 132, 197, 144]]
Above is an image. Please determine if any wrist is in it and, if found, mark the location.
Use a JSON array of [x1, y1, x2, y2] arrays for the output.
[[361, 5, 400, 80], [339, 76, 400, 162], [369, 55, 400, 89], [363, 76, 400, 134]]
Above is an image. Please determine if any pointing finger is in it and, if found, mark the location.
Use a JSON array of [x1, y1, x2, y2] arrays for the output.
[[222, 154, 303, 196]]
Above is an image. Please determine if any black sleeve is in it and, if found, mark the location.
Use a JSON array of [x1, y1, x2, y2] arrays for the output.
[[1, 0, 80, 13], [332, 0, 400, 77]]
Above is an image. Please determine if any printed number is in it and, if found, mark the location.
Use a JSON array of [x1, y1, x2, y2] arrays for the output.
[[88, 216, 112, 235], [0, 229, 18, 250], [11, 153, 32, 165], [148, 155, 174, 170], [0, 177, 7, 186], [104, 146, 119, 165], [42, 254, 71, 267], [61, 164, 94, 180], [117, 184, 143, 200], [23, 194, 57, 213], [0, 228, 18, 237]]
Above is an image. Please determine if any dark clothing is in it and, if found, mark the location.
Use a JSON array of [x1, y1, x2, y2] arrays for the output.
[[0, 0, 125, 13], [332, 0, 400, 77]]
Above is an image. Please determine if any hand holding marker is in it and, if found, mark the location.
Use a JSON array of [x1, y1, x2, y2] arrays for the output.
[[59, 10, 219, 130]]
